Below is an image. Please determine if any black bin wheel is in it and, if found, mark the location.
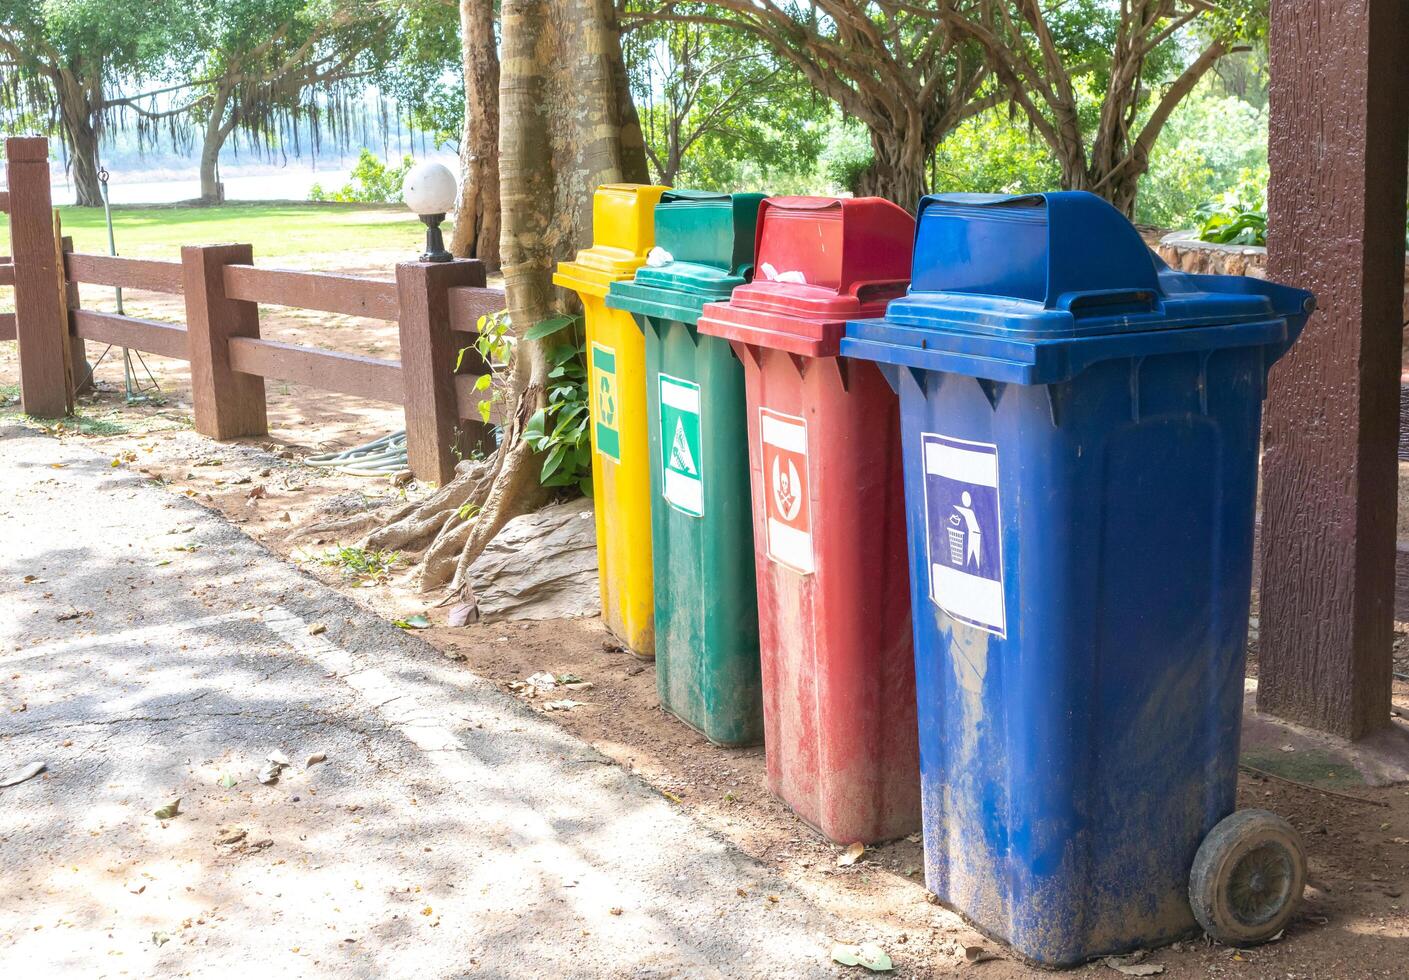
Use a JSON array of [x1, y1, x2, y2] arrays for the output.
[[1189, 809, 1306, 946]]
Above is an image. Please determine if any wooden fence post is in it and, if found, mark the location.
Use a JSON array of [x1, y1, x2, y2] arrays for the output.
[[181, 243, 267, 439], [396, 258, 489, 484], [60, 235, 90, 396], [6, 136, 72, 418], [1258, 0, 1409, 739]]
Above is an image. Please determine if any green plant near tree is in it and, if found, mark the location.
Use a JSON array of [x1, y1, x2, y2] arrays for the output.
[[458, 312, 593, 498], [1195, 169, 1268, 245], [308, 149, 414, 203], [520, 315, 592, 498]]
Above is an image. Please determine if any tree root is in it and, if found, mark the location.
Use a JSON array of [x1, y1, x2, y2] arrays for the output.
[[362, 461, 493, 556], [287, 495, 422, 542]]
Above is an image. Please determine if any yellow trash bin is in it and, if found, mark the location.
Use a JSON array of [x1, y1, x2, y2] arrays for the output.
[[553, 183, 669, 657]]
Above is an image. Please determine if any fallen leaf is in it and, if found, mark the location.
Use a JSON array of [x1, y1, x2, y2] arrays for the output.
[[397, 614, 432, 630], [152, 930, 170, 947], [543, 699, 586, 711], [215, 827, 247, 846], [308, 623, 327, 636], [0, 760, 46, 787], [447, 603, 476, 628], [964, 945, 998, 965], [258, 761, 285, 785], [1103, 954, 1165, 976], [126, 882, 146, 895], [608, 907, 623, 916], [420, 906, 433, 916], [837, 841, 866, 867], [218, 773, 238, 789], [267, 749, 291, 767], [525, 671, 558, 690], [305, 752, 327, 769], [153, 798, 181, 820], [831, 942, 894, 972]]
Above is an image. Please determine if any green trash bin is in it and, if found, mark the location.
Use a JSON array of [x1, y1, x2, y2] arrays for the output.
[[605, 190, 766, 746]]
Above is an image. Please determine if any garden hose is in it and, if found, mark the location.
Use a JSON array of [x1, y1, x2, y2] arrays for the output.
[[305, 431, 410, 477]]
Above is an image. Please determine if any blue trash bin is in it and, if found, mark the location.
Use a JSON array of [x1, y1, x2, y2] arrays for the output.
[[840, 192, 1315, 966]]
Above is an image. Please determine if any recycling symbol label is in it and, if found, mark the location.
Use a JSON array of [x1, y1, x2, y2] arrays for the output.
[[658, 373, 703, 517], [590, 341, 621, 463]]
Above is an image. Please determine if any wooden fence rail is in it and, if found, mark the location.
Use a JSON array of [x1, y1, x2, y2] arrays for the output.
[[2, 135, 505, 484]]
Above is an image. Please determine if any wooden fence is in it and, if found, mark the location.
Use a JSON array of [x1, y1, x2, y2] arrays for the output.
[[0, 135, 503, 484]]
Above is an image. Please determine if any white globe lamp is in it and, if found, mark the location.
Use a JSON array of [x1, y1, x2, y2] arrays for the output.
[[402, 161, 458, 263]]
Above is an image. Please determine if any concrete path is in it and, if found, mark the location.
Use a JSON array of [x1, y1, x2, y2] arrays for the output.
[[0, 425, 846, 978]]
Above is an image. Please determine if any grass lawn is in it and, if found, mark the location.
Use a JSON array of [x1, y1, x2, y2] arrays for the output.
[[0, 201, 433, 261]]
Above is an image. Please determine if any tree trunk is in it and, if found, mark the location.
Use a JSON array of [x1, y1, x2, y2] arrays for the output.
[[343, 0, 645, 595], [55, 72, 102, 207], [450, 0, 502, 269], [198, 86, 236, 204], [602, 0, 650, 186], [854, 127, 929, 210]]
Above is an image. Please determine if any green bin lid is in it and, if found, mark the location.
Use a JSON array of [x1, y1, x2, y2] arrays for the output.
[[606, 191, 766, 326]]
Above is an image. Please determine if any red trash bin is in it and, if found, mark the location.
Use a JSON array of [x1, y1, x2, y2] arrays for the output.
[[697, 196, 919, 844]]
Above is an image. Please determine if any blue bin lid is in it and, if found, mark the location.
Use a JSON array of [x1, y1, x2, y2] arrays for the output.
[[886, 192, 1294, 337], [841, 191, 1316, 384]]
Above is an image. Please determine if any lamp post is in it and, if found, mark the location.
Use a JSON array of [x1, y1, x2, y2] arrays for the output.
[[402, 162, 458, 263]]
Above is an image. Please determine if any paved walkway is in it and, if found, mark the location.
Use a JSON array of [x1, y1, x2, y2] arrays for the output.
[[0, 425, 844, 978]]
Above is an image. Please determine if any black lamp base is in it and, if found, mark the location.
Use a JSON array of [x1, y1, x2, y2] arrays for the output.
[[420, 213, 453, 263]]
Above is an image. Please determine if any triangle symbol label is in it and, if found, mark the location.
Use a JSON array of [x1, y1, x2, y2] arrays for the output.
[[669, 418, 697, 476]]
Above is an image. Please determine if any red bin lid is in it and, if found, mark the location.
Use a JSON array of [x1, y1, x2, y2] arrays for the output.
[[697, 196, 914, 357]]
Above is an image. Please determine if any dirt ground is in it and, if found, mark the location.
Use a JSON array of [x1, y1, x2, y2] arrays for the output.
[[4, 251, 1408, 977]]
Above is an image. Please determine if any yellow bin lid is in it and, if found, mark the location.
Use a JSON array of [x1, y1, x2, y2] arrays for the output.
[[554, 183, 670, 297]]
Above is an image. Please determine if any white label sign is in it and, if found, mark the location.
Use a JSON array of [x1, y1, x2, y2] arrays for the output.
[[760, 408, 814, 574], [659, 374, 703, 517], [921, 432, 1006, 636]]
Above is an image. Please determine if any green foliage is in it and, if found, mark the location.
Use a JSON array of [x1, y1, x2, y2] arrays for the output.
[[458, 310, 512, 425], [820, 122, 875, 196], [319, 545, 400, 580], [626, 20, 827, 190], [308, 149, 413, 203], [1135, 76, 1269, 228], [520, 316, 592, 498], [372, 0, 464, 147], [929, 110, 1062, 197], [1195, 191, 1267, 247]]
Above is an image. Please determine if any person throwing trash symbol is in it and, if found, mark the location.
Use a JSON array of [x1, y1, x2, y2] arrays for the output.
[[948, 491, 981, 568]]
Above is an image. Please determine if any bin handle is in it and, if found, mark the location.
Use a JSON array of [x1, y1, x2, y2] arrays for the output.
[[854, 279, 912, 305], [1060, 288, 1159, 317]]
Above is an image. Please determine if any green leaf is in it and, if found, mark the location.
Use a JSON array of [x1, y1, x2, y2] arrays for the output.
[[540, 443, 568, 480], [522, 315, 577, 341], [473, 374, 492, 391]]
